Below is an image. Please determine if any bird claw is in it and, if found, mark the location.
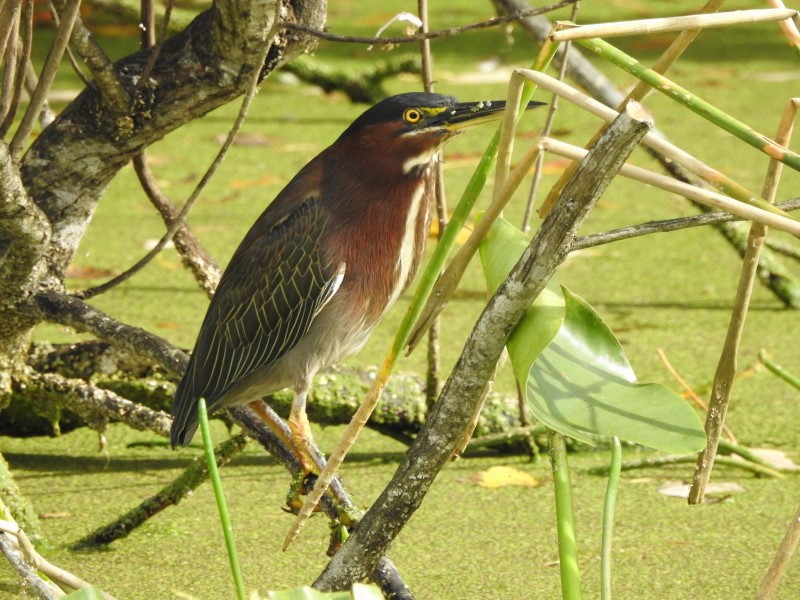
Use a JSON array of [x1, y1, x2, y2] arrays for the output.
[[284, 470, 321, 513]]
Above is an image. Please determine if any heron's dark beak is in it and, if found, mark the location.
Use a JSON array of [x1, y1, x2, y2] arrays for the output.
[[435, 100, 547, 132]]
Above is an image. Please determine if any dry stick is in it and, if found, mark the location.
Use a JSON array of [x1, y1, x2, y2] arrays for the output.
[[573, 198, 800, 250], [498, 0, 800, 305], [688, 99, 799, 505], [283, 0, 577, 45], [0, 532, 61, 600], [522, 0, 577, 233], [0, 0, 30, 138], [550, 8, 796, 42], [30, 290, 416, 595], [587, 455, 785, 479], [132, 153, 221, 297], [539, 0, 725, 218], [314, 102, 654, 591], [418, 0, 443, 408], [766, 0, 800, 48], [757, 504, 800, 599], [25, 370, 172, 437], [8, 0, 80, 157], [140, 0, 156, 48], [46, 1, 91, 88], [77, 24, 271, 300], [76, 434, 248, 547], [538, 138, 800, 237], [230, 406, 410, 600], [0, 523, 116, 598], [136, 0, 174, 90], [0, 3, 20, 125], [522, 69, 788, 217], [0, 0, 20, 67], [656, 348, 737, 443]]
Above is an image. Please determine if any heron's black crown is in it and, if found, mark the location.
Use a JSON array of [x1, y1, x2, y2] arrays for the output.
[[339, 92, 458, 139]]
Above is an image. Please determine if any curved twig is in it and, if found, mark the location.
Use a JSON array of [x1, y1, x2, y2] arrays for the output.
[[282, 1, 575, 45]]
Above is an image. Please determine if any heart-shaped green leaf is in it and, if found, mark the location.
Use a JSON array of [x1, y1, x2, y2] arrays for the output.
[[479, 217, 564, 369], [479, 218, 706, 453], [526, 288, 706, 453]]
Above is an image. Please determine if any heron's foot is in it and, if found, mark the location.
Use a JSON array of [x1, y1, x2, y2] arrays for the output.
[[326, 519, 349, 556], [284, 470, 321, 513]]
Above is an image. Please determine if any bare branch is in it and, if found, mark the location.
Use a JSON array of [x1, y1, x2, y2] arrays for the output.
[[573, 197, 800, 250], [9, 0, 81, 157], [132, 153, 221, 297], [32, 291, 188, 378], [283, 1, 576, 45], [0, 0, 31, 138], [19, 369, 172, 436], [0, 531, 60, 600], [77, 11, 276, 300], [315, 103, 654, 591]]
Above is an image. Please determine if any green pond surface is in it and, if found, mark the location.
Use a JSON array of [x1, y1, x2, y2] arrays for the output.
[[4, 0, 800, 598]]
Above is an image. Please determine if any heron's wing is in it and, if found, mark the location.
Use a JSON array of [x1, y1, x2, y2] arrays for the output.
[[171, 197, 343, 445]]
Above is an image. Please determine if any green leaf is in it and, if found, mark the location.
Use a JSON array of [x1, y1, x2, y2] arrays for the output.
[[478, 218, 706, 453], [479, 217, 564, 370], [64, 587, 105, 600], [525, 288, 706, 453]]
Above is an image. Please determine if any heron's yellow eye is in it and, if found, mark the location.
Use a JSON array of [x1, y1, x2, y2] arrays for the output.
[[404, 108, 423, 124]]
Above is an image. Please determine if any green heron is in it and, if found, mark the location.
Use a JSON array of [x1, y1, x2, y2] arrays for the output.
[[170, 92, 544, 470]]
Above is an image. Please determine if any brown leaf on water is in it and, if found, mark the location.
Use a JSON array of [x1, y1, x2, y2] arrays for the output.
[[229, 175, 282, 190], [469, 465, 540, 489], [215, 132, 272, 147], [155, 322, 183, 330], [39, 512, 72, 519], [65, 265, 115, 280]]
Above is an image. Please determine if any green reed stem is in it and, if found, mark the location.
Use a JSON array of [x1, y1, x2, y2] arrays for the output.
[[198, 398, 247, 600], [601, 436, 622, 600], [550, 430, 582, 600], [576, 37, 800, 173]]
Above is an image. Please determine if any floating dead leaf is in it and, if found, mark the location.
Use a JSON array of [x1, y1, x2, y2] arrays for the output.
[[215, 132, 271, 147], [746, 448, 799, 471], [282, 143, 319, 153], [543, 559, 560, 568], [65, 265, 116, 280], [531, 157, 572, 175], [155, 322, 183, 330], [752, 71, 800, 82], [469, 465, 539, 489], [443, 152, 486, 169], [143, 239, 175, 250], [229, 175, 282, 190], [657, 480, 745, 500], [428, 219, 472, 244], [39, 512, 72, 519]]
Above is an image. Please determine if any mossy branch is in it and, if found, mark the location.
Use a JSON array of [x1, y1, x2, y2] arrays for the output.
[[75, 433, 247, 547]]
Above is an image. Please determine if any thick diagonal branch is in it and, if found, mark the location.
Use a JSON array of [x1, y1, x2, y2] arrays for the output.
[[314, 102, 654, 590]]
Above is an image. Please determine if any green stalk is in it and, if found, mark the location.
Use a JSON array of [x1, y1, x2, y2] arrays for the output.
[[575, 37, 800, 173], [395, 40, 560, 359], [198, 398, 247, 600], [601, 436, 622, 600], [759, 350, 800, 391], [550, 430, 581, 600]]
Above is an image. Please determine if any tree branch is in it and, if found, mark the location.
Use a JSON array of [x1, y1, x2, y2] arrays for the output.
[[17, 368, 172, 437], [314, 103, 654, 590], [282, 1, 575, 45], [33, 290, 188, 378]]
